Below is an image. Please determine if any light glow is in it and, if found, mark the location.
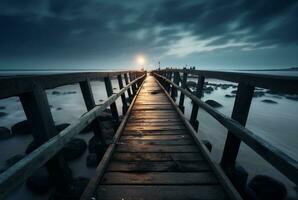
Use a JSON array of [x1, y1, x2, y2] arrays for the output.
[[135, 55, 146, 66]]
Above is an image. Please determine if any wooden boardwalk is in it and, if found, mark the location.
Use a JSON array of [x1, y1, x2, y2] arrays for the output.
[[97, 76, 230, 199]]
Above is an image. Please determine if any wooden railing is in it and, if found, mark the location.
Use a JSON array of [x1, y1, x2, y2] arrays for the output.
[[0, 71, 146, 199], [153, 69, 298, 187]]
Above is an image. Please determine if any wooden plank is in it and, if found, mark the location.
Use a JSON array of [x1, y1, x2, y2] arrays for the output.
[[124, 125, 185, 131], [101, 172, 218, 185], [129, 115, 180, 120], [132, 105, 173, 110], [118, 139, 195, 145], [97, 185, 228, 200], [116, 144, 199, 153], [127, 118, 182, 123], [125, 121, 184, 127], [112, 152, 204, 161], [120, 134, 191, 140], [123, 130, 188, 136], [107, 161, 211, 172], [97, 185, 227, 199]]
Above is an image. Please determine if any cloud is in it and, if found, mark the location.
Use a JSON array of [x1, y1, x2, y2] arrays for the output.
[[0, 0, 297, 68]]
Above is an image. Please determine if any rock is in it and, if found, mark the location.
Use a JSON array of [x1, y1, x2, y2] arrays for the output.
[[11, 120, 33, 135], [50, 177, 89, 200], [80, 124, 92, 134], [266, 89, 284, 96], [88, 136, 107, 159], [6, 154, 25, 167], [228, 165, 248, 195], [246, 175, 287, 200], [0, 163, 7, 173], [254, 91, 265, 97], [186, 81, 197, 88], [225, 94, 236, 98], [0, 106, 5, 110], [56, 123, 70, 132], [98, 111, 113, 121], [56, 107, 62, 111], [203, 86, 214, 94], [26, 167, 53, 194], [86, 153, 98, 167], [26, 140, 39, 154], [63, 91, 77, 95], [202, 140, 212, 152], [231, 90, 237, 94], [101, 120, 114, 130], [0, 127, 12, 140], [261, 99, 278, 104], [205, 100, 223, 108], [62, 138, 87, 161], [285, 95, 298, 101], [0, 112, 8, 118], [52, 91, 61, 95]]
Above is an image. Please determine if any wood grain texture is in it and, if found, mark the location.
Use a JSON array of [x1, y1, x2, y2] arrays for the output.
[[96, 75, 231, 200]]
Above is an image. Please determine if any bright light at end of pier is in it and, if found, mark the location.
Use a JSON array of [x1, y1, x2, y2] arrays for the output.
[[135, 55, 146, 66]]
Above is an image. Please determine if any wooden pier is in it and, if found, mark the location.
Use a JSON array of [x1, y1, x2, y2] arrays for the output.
[[0, 69, 297, 200], [92, 76, 237, 200]]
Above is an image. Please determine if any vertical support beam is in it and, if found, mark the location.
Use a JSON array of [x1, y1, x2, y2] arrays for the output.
[[129, 72, 137, 95], [124, 73, 133, 102], [189, 76, 205, 131], [171, 72, 180, 100], [79, 79, 105, 144], [220, 83, 254, 171], [117, 74, 128, 115], [19, 84, 72, 193], [166, 71, 172, 92], [104, 76, 119, 127], [178, 72, 188, 113]]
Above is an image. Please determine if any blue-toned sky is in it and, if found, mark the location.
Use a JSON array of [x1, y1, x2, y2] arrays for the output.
[[0, 0, 297, 70]]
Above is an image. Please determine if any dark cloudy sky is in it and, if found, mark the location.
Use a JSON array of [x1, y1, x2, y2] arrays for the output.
[[0, 0, 297, 70]]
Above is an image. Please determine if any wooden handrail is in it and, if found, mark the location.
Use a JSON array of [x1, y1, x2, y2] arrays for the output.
[[0, 74, 146, 199], [153, 72, 298, 185], [157, 69, 298, 94], [0, 71, 143, 99]]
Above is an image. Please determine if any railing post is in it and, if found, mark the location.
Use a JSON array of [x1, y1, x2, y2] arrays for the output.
[[117, 74, 128, 115], [220, 83, 254, 171], [189, 76, 205, 131], [104, 76, 119, 127], [129, 72, 137, 95], [178, 71, 188, 113], [79, 78, 106, 144], [166, 71, 172, 92], [124, 73, 133, 102], [171, 72, 180, 100], [19, 84, 72, 193]]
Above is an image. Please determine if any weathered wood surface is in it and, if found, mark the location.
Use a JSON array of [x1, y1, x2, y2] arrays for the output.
[[0, 71, 143, 99], [0, 74, 145, 200], [96, 75, 232, 199], [154, 72, 298, 186]]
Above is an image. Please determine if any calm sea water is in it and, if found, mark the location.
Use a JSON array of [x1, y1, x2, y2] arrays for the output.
[[0, 70, 297, 199]]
